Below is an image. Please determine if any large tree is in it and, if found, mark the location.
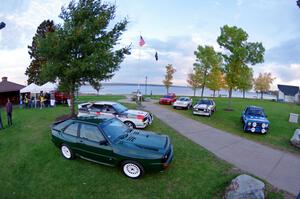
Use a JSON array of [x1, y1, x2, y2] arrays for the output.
[[217, 25, 265, 108], [194, 45, 222, 98], [238, 67, 253, 99], [187, 67, 202, 96], [37, 0, 130, 116], [254, 72, 275, 99], [163, 64, 176, 94], [206, 64, 225, 97], [25, 20, 54, 85]]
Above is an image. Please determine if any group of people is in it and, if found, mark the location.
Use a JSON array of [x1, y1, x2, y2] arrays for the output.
[[21, 92, 51, 109], [0, 98, 13, 130]]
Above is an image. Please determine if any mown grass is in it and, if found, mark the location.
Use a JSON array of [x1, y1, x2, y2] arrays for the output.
[[152, 95, 300, 154], [0, 95, 285, 198]]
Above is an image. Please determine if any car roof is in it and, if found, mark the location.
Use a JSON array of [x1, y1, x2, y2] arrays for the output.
[[247, 106, 263, 110], [75, 116, 112, 124], [93, 101, 118, 105]]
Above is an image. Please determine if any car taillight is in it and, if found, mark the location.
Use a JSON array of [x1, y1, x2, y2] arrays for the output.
[[136, 115, 145, 120], [96, 112, 101, 115]]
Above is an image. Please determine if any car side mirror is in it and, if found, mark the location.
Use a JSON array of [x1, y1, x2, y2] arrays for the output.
[[99, 140, 108, 145]]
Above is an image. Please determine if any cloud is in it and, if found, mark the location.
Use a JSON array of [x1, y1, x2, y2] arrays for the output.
[[266, 37, 300, 65]]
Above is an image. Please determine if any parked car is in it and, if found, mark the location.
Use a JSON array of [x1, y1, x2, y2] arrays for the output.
[[54, 91, 69, 104], [159, 93, 176, 105], [241, 106, 270, 134], [78, 101, 153, 129], [130, 91, 144, 102], [173, 97, 193, 109], [51, 116, 174, 179], [193, 98, 216, 117]]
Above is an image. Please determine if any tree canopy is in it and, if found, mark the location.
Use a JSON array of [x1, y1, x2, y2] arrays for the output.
[[37, 0, 130, 115], [163, 64, 176, 94], [194, 45, 222, 98], [187, 67, 202, 96], [254, 72, 275, 99], [25, 20, 54, 85], [217, 25, 265, 107]]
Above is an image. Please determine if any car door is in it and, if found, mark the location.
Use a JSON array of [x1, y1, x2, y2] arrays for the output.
[[76, 123, 116, 166], [61, 122, 79, 151]]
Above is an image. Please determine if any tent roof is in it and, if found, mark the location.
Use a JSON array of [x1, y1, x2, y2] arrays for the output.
[[40, 82, 58, 92], [20, 83, 42, 93]]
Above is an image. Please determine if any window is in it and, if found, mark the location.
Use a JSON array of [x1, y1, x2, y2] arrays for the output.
[[64, 123, 79, 136], [80, 124, 105, 142], [91, 104, 104, 111]]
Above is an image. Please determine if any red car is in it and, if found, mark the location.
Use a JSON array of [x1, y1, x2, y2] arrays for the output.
[[159, 93, 177, 105], [55, 91, 69, 104]]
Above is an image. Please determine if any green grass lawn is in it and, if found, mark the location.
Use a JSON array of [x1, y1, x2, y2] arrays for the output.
[[0, 95, 285, 198], [154, 96, 300, 154]]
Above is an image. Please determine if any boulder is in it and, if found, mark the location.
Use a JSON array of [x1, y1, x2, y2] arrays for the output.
[[290, 129, 300, 148], [225, 174, 265, 199]]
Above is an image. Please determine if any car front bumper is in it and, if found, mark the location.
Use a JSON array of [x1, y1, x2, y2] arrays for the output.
[[173, 103, 189, 108], [134, 114, 154, 129], [193, 109, 210, 116]]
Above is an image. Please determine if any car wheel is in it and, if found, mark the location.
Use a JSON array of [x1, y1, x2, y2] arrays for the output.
[[124, 121, 136, 129], [208, 110, 212, 117], [173, 106, 177, 109], [122, 161, 144, 179], [61, 144, 74, 160]]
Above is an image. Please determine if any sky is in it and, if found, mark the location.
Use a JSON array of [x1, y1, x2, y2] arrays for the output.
[[0, 0, 300, 89]]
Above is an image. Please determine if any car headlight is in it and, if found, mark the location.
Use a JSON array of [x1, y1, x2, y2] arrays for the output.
[[247, 122, 251, 126], [251, 128, 256, 132], [252, 122, 257, 127], [262, 123, 266, 128], [265, 123, 269, 128]]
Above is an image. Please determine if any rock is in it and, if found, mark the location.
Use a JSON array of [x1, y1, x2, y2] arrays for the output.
[[290, 129, 300, 148], [225, 174, 265, 199]]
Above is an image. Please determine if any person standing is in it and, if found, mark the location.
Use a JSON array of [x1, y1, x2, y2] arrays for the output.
[[6, 98, 13, 127], [0, 106, 3, 130]]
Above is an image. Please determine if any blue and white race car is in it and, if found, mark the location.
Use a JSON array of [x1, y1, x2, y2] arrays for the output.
[[241, 106, 270, 134]]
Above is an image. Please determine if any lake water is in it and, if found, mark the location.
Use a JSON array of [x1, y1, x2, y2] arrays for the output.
[[79, 83, 277, 100]]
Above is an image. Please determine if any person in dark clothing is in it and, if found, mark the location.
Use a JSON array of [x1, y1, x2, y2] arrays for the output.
[[6, 98, 13, 127], [0, 107, 3, 130]]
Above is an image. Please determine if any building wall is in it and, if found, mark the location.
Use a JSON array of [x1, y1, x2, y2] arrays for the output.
[[0, 91, 20, 106], [278, 91, 299, 103]]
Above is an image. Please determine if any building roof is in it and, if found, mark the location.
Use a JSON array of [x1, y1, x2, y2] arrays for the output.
[[0, 77, 25, 93], [278, 84, 299, 96]]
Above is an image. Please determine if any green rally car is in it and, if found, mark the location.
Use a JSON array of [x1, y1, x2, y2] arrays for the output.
[[51, 116, 173, 179]]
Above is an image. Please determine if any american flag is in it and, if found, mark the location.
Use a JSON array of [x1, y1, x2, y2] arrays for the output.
[[139, 36, 145, 47]]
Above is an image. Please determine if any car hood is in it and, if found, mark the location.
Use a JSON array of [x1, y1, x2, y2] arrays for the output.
[[160, 98, 172, 101], [194, 104, 211, 109], [119, 130, 168, 151], [245, 115, 269, 123], [174, 100, 189, 104], [124, 109, 148, 116]]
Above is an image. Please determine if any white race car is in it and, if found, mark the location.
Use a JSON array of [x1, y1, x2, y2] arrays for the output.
[[78, 101, 153, 129], [173, 97, 193, 109], [193, 99, 216, 117]]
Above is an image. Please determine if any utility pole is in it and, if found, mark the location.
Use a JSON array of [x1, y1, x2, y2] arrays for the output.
[[145, 76, 147, 95]]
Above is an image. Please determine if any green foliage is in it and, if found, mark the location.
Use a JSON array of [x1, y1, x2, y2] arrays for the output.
[[186, 67, 202, 96], [37, 0, 130, 115], [237, 68, 253, 98], [206, 65, 225, 97], [194, 45, 222, 97], [254, 73, 275, 99], [217, 25, 265, 101], [163, 64, 176, 93], [25, 20, 54, 85]]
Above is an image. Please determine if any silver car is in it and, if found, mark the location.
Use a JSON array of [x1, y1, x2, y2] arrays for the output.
[[193, 99, 216, 117], [173, 97, 193, 109]]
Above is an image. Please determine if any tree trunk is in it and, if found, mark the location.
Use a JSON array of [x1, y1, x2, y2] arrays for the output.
[[228, 88, 233, 109], [69, 84, 76, 117], [193, 88, 196, 97], [243, 90, 245, 99], [201, 85, 205, 98], [213, 90, 216, 98], [261, 92, 263, 100], [166, 87, 169, 94]]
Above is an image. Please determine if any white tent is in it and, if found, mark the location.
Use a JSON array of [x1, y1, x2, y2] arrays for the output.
[[40, 82, 58, 93], [20, 83, 42, 94]]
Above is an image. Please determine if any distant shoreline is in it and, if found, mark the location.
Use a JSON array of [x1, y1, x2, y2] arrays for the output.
[[99, 82, 188, 88]]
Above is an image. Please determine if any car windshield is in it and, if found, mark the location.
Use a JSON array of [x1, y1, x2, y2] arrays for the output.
[[163, 95, 173, 98], [179, 97, 189, 101], [100, 119, 131, 142], [112, 103, 128, 113], [247, 108, 265, 117], [198, 99, 211, 105]]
